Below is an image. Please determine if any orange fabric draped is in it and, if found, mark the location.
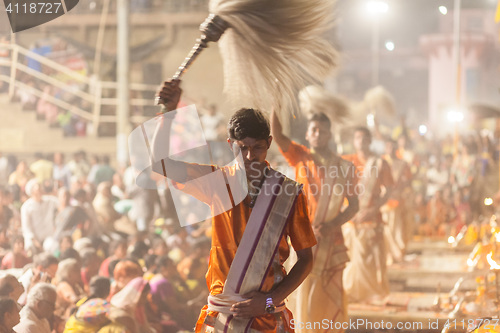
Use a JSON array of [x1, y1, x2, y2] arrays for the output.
[[179, 164, 316, 333]]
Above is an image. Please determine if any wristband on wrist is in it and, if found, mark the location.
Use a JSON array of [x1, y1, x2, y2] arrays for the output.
[[265, 296, 276, 314]]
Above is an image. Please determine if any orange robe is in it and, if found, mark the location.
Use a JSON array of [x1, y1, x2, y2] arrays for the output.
[[180, 164, 317, 333], [341, 154, 394, 302], [280, 142, 357, 333], [342, 154, 393, 220]]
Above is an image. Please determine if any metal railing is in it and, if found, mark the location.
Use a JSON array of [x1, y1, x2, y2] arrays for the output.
[[0, 43, 169, 137]]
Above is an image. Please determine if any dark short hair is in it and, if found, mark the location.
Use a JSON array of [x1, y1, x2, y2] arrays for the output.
[[151, 237, 167, 250], [0, 298, 16, 319], [155, 255, 173, 271], [0, 278, 14, 297], [108, 259, 120, 277], [11, 235, 24, 246], [109, 238, 127, 256], [34, 253, 59, 269], [80, 249, 98, 267], [227, 108, 270, 141], [144, 254, 158, 270], [59, 248, 81, 262], [354, 126, 372, 141], [88, 276, 110, 299], [308, 112, 331, 129]]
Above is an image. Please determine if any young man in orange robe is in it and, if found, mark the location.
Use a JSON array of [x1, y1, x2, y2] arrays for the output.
[[271, 110, 359, 333], [151, 80, 317, 333], [342, 127, 394, 303]]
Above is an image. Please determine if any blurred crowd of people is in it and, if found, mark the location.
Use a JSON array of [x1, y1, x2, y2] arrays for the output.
[[0, 148, 214, 333], [284, 125, 498, 242], [0, 93, 497, 331]]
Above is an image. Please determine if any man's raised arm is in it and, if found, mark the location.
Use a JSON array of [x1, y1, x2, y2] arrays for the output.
[[270, 108, 292, 153], [151, 80, 212, 183]]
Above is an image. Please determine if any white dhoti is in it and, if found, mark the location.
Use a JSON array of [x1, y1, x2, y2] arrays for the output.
[[343, 222, 389, 303], [295, 262, 347, 333], [382, 204, 404, 264]]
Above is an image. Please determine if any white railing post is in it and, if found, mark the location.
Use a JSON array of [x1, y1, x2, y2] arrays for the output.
[[8, 46, 18, 99], [92, 78, 102, 137]]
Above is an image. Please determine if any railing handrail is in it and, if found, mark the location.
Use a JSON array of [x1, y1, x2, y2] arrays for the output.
[[16, 62, 93, 102], [9, 44, 91, 85], [0, 43, 200, 137], [13, 79, 93, 121], [101, 81, 159, 91]]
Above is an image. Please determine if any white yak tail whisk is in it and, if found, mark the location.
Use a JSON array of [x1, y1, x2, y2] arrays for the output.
[[157, 0, 339, 120]]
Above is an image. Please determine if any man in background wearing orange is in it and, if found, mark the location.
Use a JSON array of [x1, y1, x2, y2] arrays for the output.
[[271, 110, 358, 333], [342, 127, 394, 303], [151, 80, 317, 333]]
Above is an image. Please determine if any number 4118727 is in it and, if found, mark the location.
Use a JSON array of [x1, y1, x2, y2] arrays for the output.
[[5, 2, 62, 14]]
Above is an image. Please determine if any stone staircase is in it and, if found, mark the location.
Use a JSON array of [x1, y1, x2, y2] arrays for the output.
[[0, 94, 116, 155]]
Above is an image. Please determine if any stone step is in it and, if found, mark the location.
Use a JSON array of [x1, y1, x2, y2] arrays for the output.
[[0, 94, 116, 155]]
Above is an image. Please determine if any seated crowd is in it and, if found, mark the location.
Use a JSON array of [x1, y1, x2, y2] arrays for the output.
[[0, 151, 212, 333]]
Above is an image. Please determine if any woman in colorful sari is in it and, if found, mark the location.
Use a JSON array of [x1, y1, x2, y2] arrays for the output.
[[64, 298, 111, 332], [64, 277, 133, 333], [64, 298, 135, 333]]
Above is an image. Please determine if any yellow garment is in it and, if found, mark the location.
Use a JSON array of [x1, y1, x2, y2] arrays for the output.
[[98, 322, 131, 333], [465, 225, 479, 245], [473, 323, 500, 333], [63, 315, 104, 333], [496, 0, 500, 23], [75, 297, 88, 307], [143, 272, 155, 281]]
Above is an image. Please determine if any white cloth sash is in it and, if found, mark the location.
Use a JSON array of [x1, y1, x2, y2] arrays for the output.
[[312, 159, 350, 276], [206, 169, 301, 333], [359, 157, 382, 210]]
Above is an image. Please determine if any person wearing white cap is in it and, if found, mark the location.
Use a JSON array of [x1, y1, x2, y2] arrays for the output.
[[20, 179, 58, 254], [14, 283, 56, 333]]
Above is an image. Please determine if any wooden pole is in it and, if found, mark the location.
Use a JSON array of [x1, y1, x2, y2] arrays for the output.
[[452, 0, 461, 157], [116, 0, 130, 167], [94, 0, 110, 78]]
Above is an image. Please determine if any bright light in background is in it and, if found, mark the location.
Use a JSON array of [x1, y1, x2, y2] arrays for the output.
[[447, 109, 464, 123], [439, 6, 448, 15], [487, 252, 500, 269], [419, 125, 428, 135], [366, 113, 375, 128], [485, 197, 494, 206], [385, 40, 395, 51], [366, 0, 389, 15], [467, 258, 475, 267]]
